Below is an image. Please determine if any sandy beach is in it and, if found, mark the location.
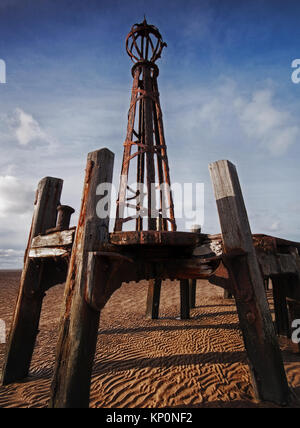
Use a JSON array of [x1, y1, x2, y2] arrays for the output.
[[0, 270, 299, 408]]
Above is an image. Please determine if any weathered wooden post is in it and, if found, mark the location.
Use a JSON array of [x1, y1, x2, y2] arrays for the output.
[[272, 276, 291, 338], [49, 148, 114, 408], [180, 280, 190, 319], [1, 177, 63, 385], [146, 279, 162, 319], [209, 160, 290, 405], [189, 279, 197, 308], [189, 226, 201, 309]]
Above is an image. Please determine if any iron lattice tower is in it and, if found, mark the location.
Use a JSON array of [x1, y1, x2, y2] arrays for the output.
[[114, 19, 176, 232]]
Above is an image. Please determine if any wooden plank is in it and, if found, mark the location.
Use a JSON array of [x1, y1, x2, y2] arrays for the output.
[[209, 160, 290, 405], [194, 235, 299, 278], [29, 248, 70, 259], [199, 233, 300, 254], [31, 228, 75, 249], [49, 148, 114, 408], [257, 251, 299, 277], [1, 177, 63, 385]]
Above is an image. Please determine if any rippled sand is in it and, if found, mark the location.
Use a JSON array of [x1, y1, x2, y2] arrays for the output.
[[0, 270, 299, 408]]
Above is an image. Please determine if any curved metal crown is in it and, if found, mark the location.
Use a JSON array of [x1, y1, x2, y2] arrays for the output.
[[126, 18, 167, 63]]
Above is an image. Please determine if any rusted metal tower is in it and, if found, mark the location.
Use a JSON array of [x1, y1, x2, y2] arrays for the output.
[[114, 18, 176, 233]]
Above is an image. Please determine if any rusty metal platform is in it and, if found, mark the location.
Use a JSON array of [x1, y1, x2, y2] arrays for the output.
[[109, 230, 203, 246]]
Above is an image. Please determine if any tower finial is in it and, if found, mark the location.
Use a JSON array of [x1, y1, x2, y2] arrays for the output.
[[125, 19, 166, 63]]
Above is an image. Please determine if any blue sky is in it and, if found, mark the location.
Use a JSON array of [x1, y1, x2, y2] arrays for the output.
[[0, 0, 300, 268]]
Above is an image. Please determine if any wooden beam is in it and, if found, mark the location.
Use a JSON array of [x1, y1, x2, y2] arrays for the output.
[[1, 177, 63, 385], [29, 228, 75, 259], [49, 148, 114, 408], [189, 226, 201, 309], [28, 248, 70, 259], [31, 228, 75, 249], [257, 251, 299, 277], [209, 160, 290, 405]]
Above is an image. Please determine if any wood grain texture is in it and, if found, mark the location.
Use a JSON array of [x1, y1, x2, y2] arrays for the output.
[[28, 248, 70, 259], [1, 177, 63, 385], [209, 159, 290, 405], [31, 228, 75, 249], [49, 148, 114, 408]]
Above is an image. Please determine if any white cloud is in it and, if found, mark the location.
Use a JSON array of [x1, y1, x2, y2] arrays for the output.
[[165, 82, 299, 157], [12, 108, 54, 147], [0, 175, 34, 217], [0, 249, 24, 269], [237, 89, 299, 156], [268, 220, 282, 232], [270, 126, 299, 156], [0, 178, 33, 268], [249, 209, 284, 235]]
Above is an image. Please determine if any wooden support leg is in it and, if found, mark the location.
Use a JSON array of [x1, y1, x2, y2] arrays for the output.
[[189, 279, 197, 308], [272, 276, 291, 338], [209, 160, 290, 405], [146, 279, 162, 319], [49, 148, 114, 408], [188, 226, 200, 309], [180, 280, 190, 319], [1, 177, 63, 385]]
